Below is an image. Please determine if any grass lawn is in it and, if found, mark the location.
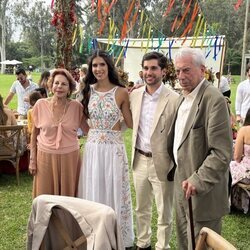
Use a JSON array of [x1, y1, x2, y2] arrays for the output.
[[0, 73, 249, 249]]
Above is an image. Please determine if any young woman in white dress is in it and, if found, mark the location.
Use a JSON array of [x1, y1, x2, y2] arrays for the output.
[[77, 50, 134, 249]]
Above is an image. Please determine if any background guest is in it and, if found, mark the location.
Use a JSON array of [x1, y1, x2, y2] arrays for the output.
[[135, 70, 144, 85], [79, 64, 88, 82], [29, 68, 89, 198], [74, 65, 88, 102], [0, 94, 17, 125], [216, 71, 231, 97], [27, 91, 43, 134], [235, 64, 250, 125], [35, 87, 48, 98], [4, 68, 38, 119], [230, 107, 250, 182], [230, 107, 250, 213], [38, 71, 50, 96]]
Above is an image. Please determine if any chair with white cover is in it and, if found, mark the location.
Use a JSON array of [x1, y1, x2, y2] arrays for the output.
[[0, 125, 23, 185], [27, 195, 124, 250], [195, 227, 237, 250]]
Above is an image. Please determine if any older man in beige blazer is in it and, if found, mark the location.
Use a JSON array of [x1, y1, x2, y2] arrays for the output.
[[167, 48, 233, 250], [130, 51, 178, 250]]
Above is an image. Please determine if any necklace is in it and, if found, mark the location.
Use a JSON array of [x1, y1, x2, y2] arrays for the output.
[[50, 99, 68, 125]]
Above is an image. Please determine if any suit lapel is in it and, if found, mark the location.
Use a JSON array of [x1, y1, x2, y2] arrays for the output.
[[150, 86, 169, 137], [133, 88, 144, 135], [178, 81, 209, 149]]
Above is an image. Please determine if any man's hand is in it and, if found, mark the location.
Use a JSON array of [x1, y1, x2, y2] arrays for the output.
[[182, 180, 197, 199], [129, 83, 144, 93]]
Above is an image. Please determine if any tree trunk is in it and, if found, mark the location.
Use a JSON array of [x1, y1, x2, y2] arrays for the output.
[[0, 0, 8, 74]]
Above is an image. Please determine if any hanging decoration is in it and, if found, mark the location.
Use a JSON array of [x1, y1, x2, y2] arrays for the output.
[[120, 0, 137, 41], [234, 0, 244, 11], [96, 0, 118, 35], [191, 14, 204, 47], [70, 0, 227, 66], [51, 0, 77, 70], [180, 1, 199, 44], [163, 0, 176, 17], [177, 0, 193, 30], [171, 15, 179, 33], [51, 0, 55, 9]]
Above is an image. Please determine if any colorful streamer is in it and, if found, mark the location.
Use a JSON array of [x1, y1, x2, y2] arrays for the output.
[[191, 15, 204, 47], [163, 0, 176, 17], [171, 15, 178, 33], [177, 0, 193, 29], [120, 0, 136, 41], [145, 24, 152, 53], [201, 22, 207, 48], [168, 39, 175, 61], [51, 0, 54, 9], [234, 0, 243, 11]]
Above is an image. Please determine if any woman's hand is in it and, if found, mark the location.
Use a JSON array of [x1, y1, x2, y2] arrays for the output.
[[29, 160, 37, 176]]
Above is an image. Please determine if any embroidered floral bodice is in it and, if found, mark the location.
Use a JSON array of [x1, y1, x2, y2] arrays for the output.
[[88, 86, 121, 130]]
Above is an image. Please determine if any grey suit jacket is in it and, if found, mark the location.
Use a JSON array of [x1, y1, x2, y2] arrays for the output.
[[130, 85, 179, 182], [167, 80, 233, 221]]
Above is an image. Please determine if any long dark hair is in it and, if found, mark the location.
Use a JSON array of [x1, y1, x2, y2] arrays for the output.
[[0, 95, 8, 125], [243, 107, 250, 126], [81, 50, 124, 118]]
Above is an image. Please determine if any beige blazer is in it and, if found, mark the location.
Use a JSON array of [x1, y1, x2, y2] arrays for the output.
[[27, 195, 124, 250], [167, 80, 233, 221], [130, 85, 179, 181]]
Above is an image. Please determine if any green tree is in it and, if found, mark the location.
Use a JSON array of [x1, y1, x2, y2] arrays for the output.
[[13, 0, 55, 69], [199, 0, 249, 74], [0, 0, 9, 73]]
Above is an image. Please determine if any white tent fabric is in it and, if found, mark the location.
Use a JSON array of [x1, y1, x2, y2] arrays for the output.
[[10, 60, 23, 65], [0, 59, 22, 65], [0, 60, 12, 64]]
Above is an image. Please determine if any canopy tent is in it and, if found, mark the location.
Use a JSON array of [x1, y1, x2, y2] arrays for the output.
[[10, 60, 23, 65], [0, 60, 23, 65], [0, 60, 12, 65], [97, 36, 226, 83]]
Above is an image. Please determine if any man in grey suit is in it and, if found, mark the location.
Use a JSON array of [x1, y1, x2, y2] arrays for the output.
[[130, 52, 179, 250], [167, 47, 233, 250]]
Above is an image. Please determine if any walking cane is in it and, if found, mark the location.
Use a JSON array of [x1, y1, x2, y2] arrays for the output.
[[188, 197, 195, 250]]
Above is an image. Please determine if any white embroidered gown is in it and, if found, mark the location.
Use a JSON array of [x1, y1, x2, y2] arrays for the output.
[[78, 86, 134, 247]]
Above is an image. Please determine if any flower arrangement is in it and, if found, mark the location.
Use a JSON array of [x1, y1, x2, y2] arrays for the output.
[[51, 0, 77, 69]]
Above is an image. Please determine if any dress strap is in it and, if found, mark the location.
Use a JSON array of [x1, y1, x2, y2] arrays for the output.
[[111, 86, 119, 93]]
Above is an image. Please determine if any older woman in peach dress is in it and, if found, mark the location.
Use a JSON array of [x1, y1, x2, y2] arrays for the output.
[[29, 69, 88, 198]]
